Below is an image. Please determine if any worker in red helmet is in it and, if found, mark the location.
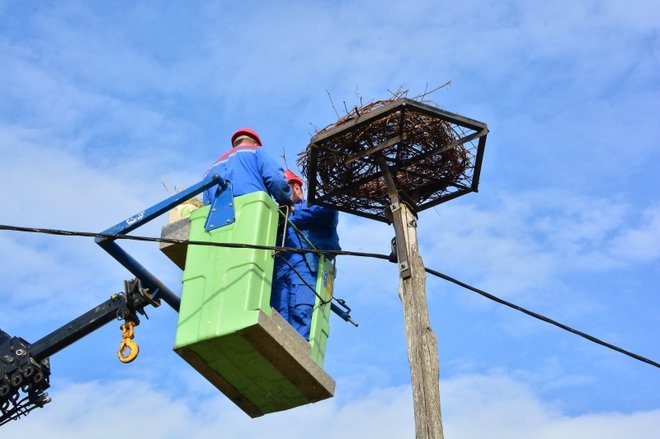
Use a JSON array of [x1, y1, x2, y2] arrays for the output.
[[271, 169, 340, 340], [284, 169, 303, 200], [231, 127, 262, 147], [202, 128, 291, 206]]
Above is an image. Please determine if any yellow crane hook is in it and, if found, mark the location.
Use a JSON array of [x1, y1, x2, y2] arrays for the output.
[[117, 322, 139, 363]]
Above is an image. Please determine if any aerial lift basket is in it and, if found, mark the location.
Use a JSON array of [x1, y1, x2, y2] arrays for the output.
[[168, 191, 335, 417]]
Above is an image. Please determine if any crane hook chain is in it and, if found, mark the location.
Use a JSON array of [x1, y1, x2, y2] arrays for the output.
[[117, 321, 139, 363]]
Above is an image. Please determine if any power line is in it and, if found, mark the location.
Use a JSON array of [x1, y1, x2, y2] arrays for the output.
[[423, 266, 660, 369], [0, 223, 658, 369], [0, 224, 386, 259]]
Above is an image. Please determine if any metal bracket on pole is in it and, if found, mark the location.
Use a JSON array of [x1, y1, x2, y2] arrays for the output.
[[389, 205, 411, 279], [375, 154, 412, 279]]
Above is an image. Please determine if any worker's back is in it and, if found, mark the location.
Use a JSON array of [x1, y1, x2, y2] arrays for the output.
[[202, 144, 291, 206]]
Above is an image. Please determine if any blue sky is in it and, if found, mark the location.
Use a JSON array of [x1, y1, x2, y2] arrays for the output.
[[1, 1, 659, 437]]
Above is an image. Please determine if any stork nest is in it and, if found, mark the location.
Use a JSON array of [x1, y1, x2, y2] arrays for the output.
[[297, 92, 482, 221]]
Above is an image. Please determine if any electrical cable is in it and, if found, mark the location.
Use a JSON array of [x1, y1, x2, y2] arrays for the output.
[[0, 224, 384, 259], [423, 266, 660, 369], [0, 223, 658, 369]]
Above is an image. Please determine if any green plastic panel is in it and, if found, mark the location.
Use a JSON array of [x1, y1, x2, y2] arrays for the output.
[[175, 192, 277, 347], [309, 257, 335, 366]]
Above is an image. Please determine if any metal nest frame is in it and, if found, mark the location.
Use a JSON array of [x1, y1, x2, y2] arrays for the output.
[[298, 97, 489, 222]]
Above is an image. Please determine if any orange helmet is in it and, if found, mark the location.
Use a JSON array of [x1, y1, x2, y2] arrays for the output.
[[284, 169, 303, 187], [231, 128, 262, 146]]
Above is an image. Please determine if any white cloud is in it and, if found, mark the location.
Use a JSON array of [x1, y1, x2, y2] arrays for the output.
[[443, 372, 660, 439], [2, 378, 414, 439], [419, 196, 558, 299], [0, 126, 193, 326], [419, 190, 660, 300], [3, 372, 658, 439], [609, 205, 660, 263]]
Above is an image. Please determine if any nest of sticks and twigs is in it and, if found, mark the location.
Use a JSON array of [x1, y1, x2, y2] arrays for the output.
[[298, 89, 479, 221]]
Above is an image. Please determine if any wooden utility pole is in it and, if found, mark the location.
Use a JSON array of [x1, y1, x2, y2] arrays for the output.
[[378, 155, 443, 439], [397, 204, 442, 439]]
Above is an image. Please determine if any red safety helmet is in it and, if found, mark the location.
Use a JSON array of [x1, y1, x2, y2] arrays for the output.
[[231, 128, 262, 146], [284, 169, 303, 187]]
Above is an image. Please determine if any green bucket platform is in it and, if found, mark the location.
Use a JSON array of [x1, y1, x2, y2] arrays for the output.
[[168, 191, 335, 417]]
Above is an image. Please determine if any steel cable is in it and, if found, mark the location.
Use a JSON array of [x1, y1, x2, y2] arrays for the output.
[[1, 223, 657, 369]]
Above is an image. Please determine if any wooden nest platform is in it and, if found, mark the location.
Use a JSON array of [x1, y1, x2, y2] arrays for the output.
[[298, 97, 488, 222]]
